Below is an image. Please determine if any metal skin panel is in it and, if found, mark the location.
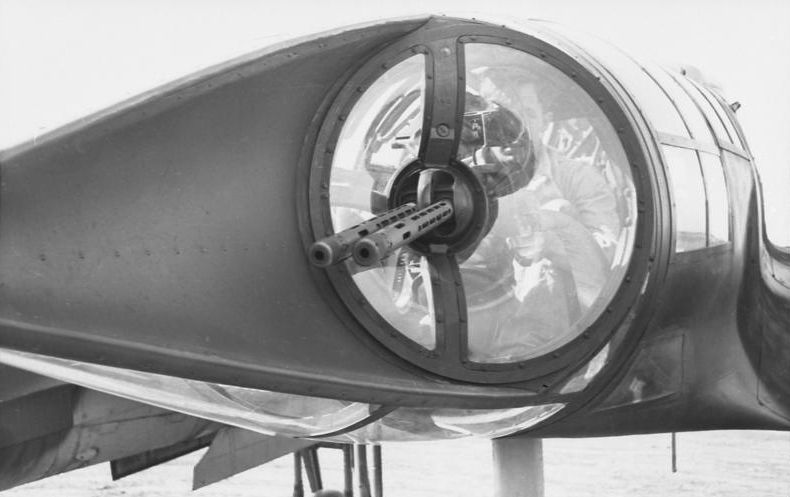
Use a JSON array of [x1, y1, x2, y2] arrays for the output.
[[111, 434, 215, 481], [0, 17, 546, 409], [0, 15, 788, 439], [525, 105, 790, 439], [193, 428, 314, 490], [0, 385, 217, 491], [0, 379, 74, 448], [0, 364, 63, 402], [734, 152, 790, 422]]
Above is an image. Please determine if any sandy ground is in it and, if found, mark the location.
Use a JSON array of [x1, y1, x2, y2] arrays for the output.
[[4, 431, 789, 497]]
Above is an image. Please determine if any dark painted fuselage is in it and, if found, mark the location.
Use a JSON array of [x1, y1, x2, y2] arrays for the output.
[[0, 14, 788, 490]]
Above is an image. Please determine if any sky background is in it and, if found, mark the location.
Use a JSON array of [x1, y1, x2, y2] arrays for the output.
[[1, 0, 788, 243]]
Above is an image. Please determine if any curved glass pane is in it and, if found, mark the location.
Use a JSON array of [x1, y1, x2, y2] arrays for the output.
[[699, 151, 730, 245], [645, 64, 716, 145], [0, 348, 373, 438], [334, 403, 564, 443], [694, 81, 744, 149], [662, 145, 706, 252], [461, 44, 637, 363], [545, 25, 690, 138], [328, 55, 435, 349], [558, 344, 610, 394], [672, 73, 732, 144]]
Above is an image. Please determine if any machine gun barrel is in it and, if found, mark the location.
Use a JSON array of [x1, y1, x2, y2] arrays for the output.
[[353, 200, 454, 266], [309, 203, 419, 267]]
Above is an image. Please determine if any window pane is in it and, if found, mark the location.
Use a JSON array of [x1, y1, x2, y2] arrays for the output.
[[696, 83, 744, 149], [460, 44, 637, 363], [662, 146, 706, 252], [645, 65, 715, 145], [336, 403, 565, 442], [328, 55, 436, 349], [672, 74, 731, 144], [545, 26, 690, 138], [0, 349, 374, 438], [699, 152, 729, 245], [331, 55, 425, 219]]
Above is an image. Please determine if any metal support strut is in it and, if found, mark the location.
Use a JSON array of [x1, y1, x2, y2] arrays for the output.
[[372, 444, 383, 497], [293, 452, 304, 497], [293, 443, 355, 497], [356, 444, 371, 497]]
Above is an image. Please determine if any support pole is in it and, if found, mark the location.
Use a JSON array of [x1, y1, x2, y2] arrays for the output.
[[492, 438, 544, 497], [356, 445, 371, 497], [293, 452, 304, 497], [302, 447, 323, 493], [343, 445, 354, 497], [372, 444, 383, 497]]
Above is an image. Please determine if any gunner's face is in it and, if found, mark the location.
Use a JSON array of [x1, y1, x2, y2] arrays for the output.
[[478, 77, 544, 152]]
